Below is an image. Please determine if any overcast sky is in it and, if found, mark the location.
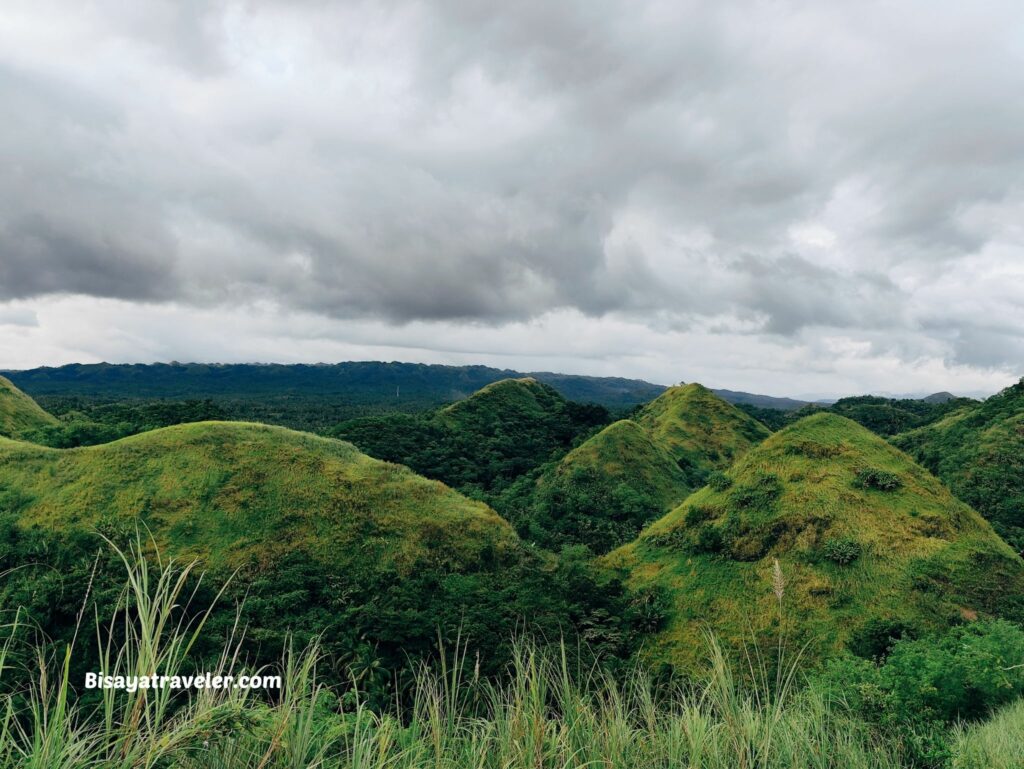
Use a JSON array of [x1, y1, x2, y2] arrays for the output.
[[1, 1, 1022, 397]]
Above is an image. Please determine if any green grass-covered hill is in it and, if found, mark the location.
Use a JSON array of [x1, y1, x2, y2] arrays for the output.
[[634, 383, 772, 487], [605, 412, 1024, 671], [0, 375, 58, 440], [526, 420, 690, 552], [0, 404, 637, 687], [0, 421, 517, 572], [512, 384, 771, 553], [331, 377, 609, 498], [894, 378, 1024, 553]]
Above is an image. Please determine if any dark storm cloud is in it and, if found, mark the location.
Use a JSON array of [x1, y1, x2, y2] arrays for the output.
[[1, 0, 1023, 366]]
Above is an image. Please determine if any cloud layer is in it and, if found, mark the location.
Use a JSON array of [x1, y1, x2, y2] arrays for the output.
[[1, 0, 1022, 394]]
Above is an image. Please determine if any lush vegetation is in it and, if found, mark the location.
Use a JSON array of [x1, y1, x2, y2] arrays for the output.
[[829, 395, 976, 437], [0, 375, 58, 439], [332, 379, 610, 501], [0, 419, 644, 701], [895, 378, 1024, 552], [17, 395, 228, 447], [738, 394, 974, 437], [6, 362, 665, 432], [3, 373, 1024, 767], [502, 385, 772, 554], [606, 412, 1024, 672], [4, 543, 1021, 768], [517, 420, 689, 553]]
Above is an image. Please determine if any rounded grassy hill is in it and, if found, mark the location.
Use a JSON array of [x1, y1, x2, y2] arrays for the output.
[[605, 412, 1024, 671], [529, 419, 690, 552], [523, 384, 772, 552], [0, 420, 517, 573], [332, 377, 609, 498], [634, 383, 772, 486], [894, 378, 1024, 552], [0, 374, 58, 440]]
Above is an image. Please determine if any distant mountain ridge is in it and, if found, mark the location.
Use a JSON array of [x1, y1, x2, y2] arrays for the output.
[[4, 361, 816, 414], [3, 362, 983, 417], [4, 362, 664, 409]]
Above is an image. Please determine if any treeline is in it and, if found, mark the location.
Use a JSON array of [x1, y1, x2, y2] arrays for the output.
[[738, 393, 975, 434]]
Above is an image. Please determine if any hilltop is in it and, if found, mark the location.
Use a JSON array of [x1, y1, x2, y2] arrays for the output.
[[0, 375, 58, 440], [525, 420, 690, 552], [0, 421, 516, 571], [634, 383, 772, 487], [332, 378, 609, 497], [514, 384, 770, 553], [606, 412, 1024, 671], [894, 378, 1024, 552]]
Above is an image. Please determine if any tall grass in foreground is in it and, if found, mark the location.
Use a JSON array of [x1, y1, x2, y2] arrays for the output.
[[950, 698, 1024, 769], [0, 542, 1002, 769]]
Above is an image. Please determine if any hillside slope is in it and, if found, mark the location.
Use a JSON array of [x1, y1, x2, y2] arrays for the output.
[[517, 384, 771, 553], [0, 375, 58, 440], [894, 378, 1024, 552], [0, 420, 638, 684], [606, 412, 1024, 671], [527, 420, 689, 552], [0, 421, 516, 572], [332, 378, 608, 497], [635, 383, 772, 487]]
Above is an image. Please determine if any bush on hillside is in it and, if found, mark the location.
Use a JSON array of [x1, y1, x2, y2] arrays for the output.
[[684, 504, 716, 526], [820, 620, 1024, 726], [822, 536, 863, 565], [818, 620, 1024, 767], [848, 617, 918, 660], [728, 472, 784, 510], [784, 439, 843, 458], [854, 468, 902, 491], [691, 524, 724, 554], [707, 471, 733, 491]]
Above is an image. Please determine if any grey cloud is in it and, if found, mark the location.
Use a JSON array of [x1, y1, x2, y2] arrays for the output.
[[0, 0, 1022, 369], [732, 255, 905, 336], [0, 213, 177, 301]]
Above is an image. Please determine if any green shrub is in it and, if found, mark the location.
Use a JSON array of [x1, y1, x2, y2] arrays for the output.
[[784, 440, 842, 458], [692, 524, 724, 554], [817, 621, 1024, 767], [685, 504, 715, 526], [855, 468, 902, 491], [822, 536, 863, 565], [707, 471, 733, 491], [819, 620, 1024, 727], [881, 620, 1024, 722], [729, 472, 783, 510], [849, 618, 918, 660]]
